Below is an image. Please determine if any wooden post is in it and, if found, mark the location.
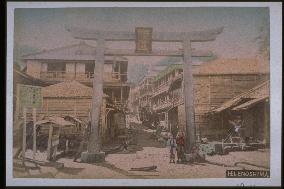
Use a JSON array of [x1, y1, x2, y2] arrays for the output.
[[101, 98, 107, 143], [264, 100, 269, 147], [120, 87, 123, 105], [22, 107, 27, 164], [183, 38, 195, 153], [15, 84, 20, 121], [65, 139, 69, 153], [47, 125, 53, 161], [32, 108, 37, 160], [46, 100, 49, 116], [88, 38, 105, 153]]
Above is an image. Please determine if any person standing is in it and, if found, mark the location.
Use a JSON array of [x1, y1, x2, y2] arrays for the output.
[[171, 124, 179, 140], [176, 131, 185, 163], [167, 134, 177, 163]]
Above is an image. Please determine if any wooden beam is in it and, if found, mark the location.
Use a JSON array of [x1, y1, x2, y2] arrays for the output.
[[65, 26, 223, 42], [32, 108, 37, 160], [104, 49, 213, 57], [22, 107, 27, 165]]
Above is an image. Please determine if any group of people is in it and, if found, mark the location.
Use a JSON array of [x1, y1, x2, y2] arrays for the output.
[[167, 131, 185, 163]]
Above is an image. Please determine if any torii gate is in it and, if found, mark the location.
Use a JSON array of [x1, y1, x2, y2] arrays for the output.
[[66, 26, 223, 162]]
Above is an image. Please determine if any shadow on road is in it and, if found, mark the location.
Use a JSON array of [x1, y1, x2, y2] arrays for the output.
[[92, 161, 146, 179], [105, 124, 166, 155], [55, 166, 85, 175]]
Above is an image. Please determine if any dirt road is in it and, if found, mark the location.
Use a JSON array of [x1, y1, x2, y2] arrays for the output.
[[13, 124, 270, 179]]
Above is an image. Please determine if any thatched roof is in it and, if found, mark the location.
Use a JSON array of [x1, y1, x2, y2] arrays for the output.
[[42, 80, 108, 98]]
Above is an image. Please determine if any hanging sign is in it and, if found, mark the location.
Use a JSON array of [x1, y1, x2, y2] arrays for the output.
[[135, 27, 153, 53], [18, 84, 42, 108]]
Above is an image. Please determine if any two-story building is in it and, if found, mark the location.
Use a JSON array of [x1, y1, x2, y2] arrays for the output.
[[147, 58, 269, 140], [151, 64, 184, 130], [21, 41, 131, 144], [137, 75, 154, 123]]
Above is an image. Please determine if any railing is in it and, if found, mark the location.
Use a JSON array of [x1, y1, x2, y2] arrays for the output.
[[152, 74, 183, 97], [113, 100, 128, 111], [152, 100, 172, 111], [152, 83, 170, 97], [40, 71, 127, 82], [172, 95, 184, 107], [152, 94, 184, 111]]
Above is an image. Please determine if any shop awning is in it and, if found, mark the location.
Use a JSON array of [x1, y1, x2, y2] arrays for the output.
[[210, 80, 269, 114], [232, 95, 269, 111], [35, 117, 75, 127], [210, 97, 244, 113]]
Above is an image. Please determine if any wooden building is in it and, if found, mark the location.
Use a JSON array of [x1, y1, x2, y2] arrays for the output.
[[129, 85, 140, 120], [40, 80, 125, 144], [20, 42, 131, 144], [137, 76, 154, 123], [22, 41, 130, 112], [192, 58, 269, 140], [209, 80, 270, 143], [135, 58, 269, 140], [151, 64, 184, 130], [41, 80, 95, 120]]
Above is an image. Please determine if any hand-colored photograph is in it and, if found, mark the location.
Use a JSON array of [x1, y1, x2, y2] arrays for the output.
[[6, 2, 282, 187]]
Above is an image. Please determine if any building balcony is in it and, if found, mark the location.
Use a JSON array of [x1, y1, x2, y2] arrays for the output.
[[151, 83, 170, 97], [111, 100, 128, 111], [152, 100, 172, 111], [40, 71, 127, 83], [172, 95, 184, 107], [152, 74, 182, 98]]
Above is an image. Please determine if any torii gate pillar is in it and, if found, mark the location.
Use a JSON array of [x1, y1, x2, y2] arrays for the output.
[[81, 37, 105, 163], [183, 38, 195, 153]]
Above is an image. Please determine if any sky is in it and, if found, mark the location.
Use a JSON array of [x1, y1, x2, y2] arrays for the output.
[[14, 7, 270, 82]]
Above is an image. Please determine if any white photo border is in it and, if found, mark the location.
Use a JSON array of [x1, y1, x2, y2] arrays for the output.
[[6, 2, 282, 186]]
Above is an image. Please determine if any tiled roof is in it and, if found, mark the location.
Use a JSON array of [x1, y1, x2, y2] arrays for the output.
[[22, 42, 127, 62], [211, 80, 269, 113], [153, 58, 269, 81], [193, 58, 269, 75], [35, 117, 74, 126], [42, 80, 108, 98]]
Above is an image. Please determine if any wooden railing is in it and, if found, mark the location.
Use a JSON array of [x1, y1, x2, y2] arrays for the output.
[[40, 71, 127, 82], [152, 100, 172, 111], [153, 94, 184, 111], [152, 74, 183, 97]]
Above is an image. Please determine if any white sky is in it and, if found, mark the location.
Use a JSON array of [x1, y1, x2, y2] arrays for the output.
[[14, 7, 269, 66]]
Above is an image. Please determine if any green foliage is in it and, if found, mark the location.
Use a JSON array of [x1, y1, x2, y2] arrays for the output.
[[154, 64, 182, 81], [156, 57, 182, 66]]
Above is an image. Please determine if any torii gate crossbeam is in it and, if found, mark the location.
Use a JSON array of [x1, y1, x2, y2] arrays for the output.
[[66, 26, 223, 162]]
